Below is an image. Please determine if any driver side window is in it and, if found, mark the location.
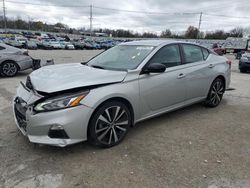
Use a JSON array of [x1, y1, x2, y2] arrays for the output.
[[148, 44, 181, 68]]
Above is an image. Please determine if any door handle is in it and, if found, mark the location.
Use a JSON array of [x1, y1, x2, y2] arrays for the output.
[[177, 73, 186, 79], [208, 64, 215, 68]]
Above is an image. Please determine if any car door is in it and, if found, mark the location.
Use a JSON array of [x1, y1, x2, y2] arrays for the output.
[[139, 44, 187, 114], [180, 44, 213, 101]]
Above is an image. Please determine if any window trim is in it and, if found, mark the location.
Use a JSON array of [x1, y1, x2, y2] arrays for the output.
[[143, 43, 184, 69]]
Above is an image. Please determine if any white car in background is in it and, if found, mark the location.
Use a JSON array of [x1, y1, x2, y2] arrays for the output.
[[49, 41, 63, 49], [0, 43, 33, 77], [65, 42, 75, 50]]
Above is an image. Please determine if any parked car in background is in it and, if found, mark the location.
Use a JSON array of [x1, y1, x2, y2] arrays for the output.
[[235, 51, 245, 60], [13, 40, 231, 148], [239, 52, 250, 73], [26, 40, 38, 50], [5, 39, 24, 48], [0, 43, 33, 77], [73, 41, 85, 49], [16, 37, 27, 46], [37, 40, 53, 50], [49, 41, 63, 49], [212, 43, 226, 55], [100, 41, 114, 49], [65, 42, 75, 50], [84, 41, 95, 49]]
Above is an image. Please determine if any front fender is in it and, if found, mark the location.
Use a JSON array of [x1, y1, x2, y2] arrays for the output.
[[81, 81, 140, 122]]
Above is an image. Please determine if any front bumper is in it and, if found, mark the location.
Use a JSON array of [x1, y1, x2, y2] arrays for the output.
[[13, 84, 94, 147]]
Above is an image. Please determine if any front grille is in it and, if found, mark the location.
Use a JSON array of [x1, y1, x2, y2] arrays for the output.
[[25, 76, 33, 90], [14, 98, 27, 131]]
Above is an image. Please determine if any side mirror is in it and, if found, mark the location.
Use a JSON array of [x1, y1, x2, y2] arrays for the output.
[[142, 63, 166, 74]]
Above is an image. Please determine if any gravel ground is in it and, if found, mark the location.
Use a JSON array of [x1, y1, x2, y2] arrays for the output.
[[0, 50, 250, 188]]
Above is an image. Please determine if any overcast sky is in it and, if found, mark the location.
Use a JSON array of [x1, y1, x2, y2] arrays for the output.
[[5, 0, 250, 34]]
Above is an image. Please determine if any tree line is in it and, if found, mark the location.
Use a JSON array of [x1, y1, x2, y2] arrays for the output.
[[0, 16, 245, 39]]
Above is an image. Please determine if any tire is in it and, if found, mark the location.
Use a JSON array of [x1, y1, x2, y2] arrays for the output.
[[204, 78, 225, 108], [88, 101, 132, 148], [0, 61, 19, 77]]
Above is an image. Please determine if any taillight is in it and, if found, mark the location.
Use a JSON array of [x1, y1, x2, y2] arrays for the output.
[[226, 60, 232, 68]]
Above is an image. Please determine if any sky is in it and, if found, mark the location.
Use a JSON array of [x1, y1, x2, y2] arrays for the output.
[[4, 0, 250, 34]]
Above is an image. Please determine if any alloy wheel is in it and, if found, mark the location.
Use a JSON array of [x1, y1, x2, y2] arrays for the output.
[[2, 62, 18, 77], [95, 106, 129, 146], [207, 79, 224, 107]]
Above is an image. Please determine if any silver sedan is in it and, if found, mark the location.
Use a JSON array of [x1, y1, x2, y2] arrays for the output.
[[0, 43, 33, 77], [13, 40, 231, 147]]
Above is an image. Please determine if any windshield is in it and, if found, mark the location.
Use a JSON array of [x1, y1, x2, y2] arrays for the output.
[[87, 45, 154, 71]]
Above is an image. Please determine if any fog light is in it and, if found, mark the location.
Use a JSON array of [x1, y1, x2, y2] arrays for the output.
[[48, 125, 69, 139], [50, 124, 64, 130]]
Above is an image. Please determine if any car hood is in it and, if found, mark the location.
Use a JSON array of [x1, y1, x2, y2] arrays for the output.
[[29, 63, 127, 93]]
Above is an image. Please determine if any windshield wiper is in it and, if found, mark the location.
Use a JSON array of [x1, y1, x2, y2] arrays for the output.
[[91, 65, 105, 69]]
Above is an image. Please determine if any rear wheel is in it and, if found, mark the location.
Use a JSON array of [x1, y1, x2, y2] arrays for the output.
[[88, 101, 131, 148], [0, 61, 19, 77], [205, 78, 225, 108]]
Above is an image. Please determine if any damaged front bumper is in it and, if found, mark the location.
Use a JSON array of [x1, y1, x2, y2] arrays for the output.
[[13, 83, 93, 147], [32, 58, 54, 70]]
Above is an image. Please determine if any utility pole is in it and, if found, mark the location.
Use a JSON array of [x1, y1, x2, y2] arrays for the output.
[[197, 12, 202, 39], [3, 0, 7, 33], [89, 4, 93, 36], [28, 16, 31, 30]]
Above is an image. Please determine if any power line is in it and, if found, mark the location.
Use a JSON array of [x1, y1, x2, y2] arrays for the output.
[[6, 1, 250, 20], [7, 1, 90, 7], [93, 6, 199, 15], [203, 13, 250, 20]]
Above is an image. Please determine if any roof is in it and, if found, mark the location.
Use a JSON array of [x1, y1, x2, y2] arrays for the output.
[[120, 40, 174, 46], [120, 39, 190, 47]]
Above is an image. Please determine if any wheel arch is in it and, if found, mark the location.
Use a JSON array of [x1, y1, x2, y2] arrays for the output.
[[215, 75, 226, 89], [87, 96, 135, 139]]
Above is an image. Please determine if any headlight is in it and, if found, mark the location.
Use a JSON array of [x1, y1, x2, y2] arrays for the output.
[[34, 91, 89, 112]]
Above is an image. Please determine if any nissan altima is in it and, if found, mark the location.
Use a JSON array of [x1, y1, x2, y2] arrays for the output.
[[13, 40, 231, 147]]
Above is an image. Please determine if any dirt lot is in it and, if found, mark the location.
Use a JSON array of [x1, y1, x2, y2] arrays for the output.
[[0, 50, 250, 188]]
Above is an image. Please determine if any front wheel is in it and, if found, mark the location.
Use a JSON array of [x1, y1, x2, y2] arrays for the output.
[[88, 101, 132, 148], [205, 78, 225, 108]]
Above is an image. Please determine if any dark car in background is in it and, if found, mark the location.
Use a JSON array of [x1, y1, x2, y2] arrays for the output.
[[239, 52, 250, 73]]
